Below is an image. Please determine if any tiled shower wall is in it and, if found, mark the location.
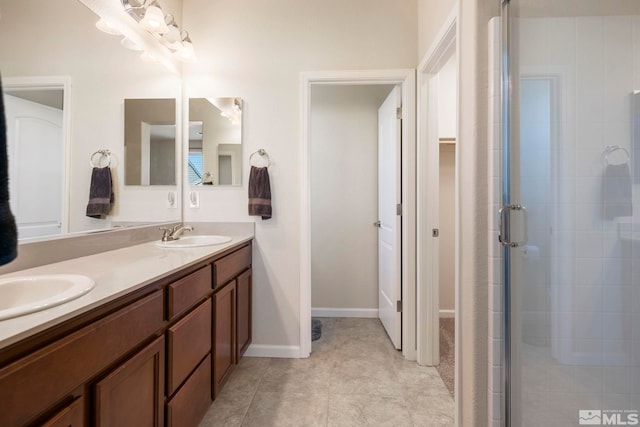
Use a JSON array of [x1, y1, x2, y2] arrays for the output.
[[487, 13, 640, 426], [487, 16, 503, 427]]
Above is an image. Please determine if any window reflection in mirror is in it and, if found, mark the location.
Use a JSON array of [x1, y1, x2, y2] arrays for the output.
[[188, 98, 243, 186], [124, 98, 177, 186]]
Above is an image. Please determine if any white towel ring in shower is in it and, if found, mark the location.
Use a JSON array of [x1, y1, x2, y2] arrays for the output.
[[90, 149, 112, 168], [603, 145, 630, 166]]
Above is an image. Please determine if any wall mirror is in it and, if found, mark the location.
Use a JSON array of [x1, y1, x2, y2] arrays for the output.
[[188, 98, 243, 186], [124, 98, 177, 186], [0, 0, 182, 241]]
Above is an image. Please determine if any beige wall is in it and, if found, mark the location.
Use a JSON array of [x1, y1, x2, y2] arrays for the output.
[[182, 0, 418, 349], [439, 144, 456, 313], [418, 0, 458, 60], [0, 0, 182, 233], [310, 85, 393, 312]]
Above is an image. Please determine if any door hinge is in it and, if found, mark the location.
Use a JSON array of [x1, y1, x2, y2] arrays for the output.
[[396, 300, 402, 312], [396, 107, 402, 119], [396, 203, 402, 216], [432, 228, 439, 237]]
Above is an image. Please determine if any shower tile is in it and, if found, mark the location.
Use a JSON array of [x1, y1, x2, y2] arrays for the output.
[[576, 121, 604, 151], [574, 232, 604, 258], [548, 17, 576, 67], [576, 17, 604, 95], [604, 16, 634, 96]]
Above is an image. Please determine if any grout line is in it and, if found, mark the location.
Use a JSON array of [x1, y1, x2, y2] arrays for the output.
[[238, 358, 272, 426]]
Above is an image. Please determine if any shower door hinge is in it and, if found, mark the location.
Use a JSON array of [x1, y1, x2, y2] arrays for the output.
[[396, 204, 402, 216], [396, 300, 403, 312], [396, 107, 402, 119]]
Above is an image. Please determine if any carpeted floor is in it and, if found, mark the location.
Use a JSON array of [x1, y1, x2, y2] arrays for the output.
[[436, 318, 455, 397]]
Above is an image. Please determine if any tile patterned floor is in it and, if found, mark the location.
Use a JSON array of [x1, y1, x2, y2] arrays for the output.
[[199, 317, 455, 427]]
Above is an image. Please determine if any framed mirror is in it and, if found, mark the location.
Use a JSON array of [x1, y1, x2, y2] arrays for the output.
[[188, 98, 243, 186], [124, 98, 177, 186]]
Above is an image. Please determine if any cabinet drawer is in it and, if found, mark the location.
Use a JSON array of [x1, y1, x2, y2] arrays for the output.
[[213, 244, 251, 289], [167, 265, 211, 319], [0, 291, 163, 427], [167, 298, 212, 396], [42, 396, 84, 427], [166, 354, 212, 427]]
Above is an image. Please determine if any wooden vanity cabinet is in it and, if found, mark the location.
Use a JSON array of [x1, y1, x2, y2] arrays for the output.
[[0, 240, 252, 427]]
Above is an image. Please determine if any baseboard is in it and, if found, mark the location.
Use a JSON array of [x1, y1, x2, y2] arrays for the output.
[[243, 344, 302, 358], [312, 307, 379, 318], [439, 309, 455, 318]]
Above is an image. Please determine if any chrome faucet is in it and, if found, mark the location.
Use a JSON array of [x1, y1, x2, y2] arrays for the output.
[[160, 225, 194, 242]]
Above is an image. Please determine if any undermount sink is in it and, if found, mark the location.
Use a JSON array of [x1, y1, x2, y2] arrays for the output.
[[0, 274, 95, 321], [155, 235, 232, 248]]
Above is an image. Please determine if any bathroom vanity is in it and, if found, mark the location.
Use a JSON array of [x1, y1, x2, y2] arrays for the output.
[[0, 237, 252, 427]]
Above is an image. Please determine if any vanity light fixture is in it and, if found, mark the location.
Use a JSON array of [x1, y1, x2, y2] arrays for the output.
[[176, 31, 196, 62], [121, 37, 143, 51], [139, 1, 169, 34], [95, 18, 121, 35], [161, 15, 182, 50]]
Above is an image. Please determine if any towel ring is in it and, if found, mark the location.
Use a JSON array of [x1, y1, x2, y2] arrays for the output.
[[90, 149, 112, 168], [603, 145, 630, 166], [250, 149, 270, 167]]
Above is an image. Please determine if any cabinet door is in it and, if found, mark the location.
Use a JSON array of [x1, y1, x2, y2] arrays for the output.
[[212, 280, 236, 399], [236, 269, 252, 361], [94, 336, 165, 427]]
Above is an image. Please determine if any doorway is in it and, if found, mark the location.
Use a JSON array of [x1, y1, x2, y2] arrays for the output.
[[308, 84, 399, 346], [2, 76, 71, 240], [300, 70, 416, 360]]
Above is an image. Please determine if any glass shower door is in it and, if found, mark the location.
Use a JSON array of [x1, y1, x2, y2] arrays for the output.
[[503, 1, 640, 425]]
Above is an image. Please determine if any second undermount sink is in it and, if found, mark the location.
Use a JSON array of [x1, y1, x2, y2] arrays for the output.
[[0, 274, 96, 321], [155, 235, 232, 248]]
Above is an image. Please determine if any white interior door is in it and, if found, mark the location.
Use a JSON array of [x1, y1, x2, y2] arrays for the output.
[[378, 86, 402, 349], [5, 95, 63, 239]]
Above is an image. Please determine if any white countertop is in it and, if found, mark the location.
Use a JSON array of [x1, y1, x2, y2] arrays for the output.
[[0, 235, 253, 351]]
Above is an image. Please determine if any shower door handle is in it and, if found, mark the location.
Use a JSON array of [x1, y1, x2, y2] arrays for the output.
[[498, 204, 528, 247]]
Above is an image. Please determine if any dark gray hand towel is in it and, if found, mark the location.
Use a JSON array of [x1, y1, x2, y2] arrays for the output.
[[0, 75, 18, 265], [86, 167, 114, 219], [603, 163, 633, 219], [248, 166, 271, 220]]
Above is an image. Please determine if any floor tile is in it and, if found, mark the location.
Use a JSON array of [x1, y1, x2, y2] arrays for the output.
[[199, 317, 455, 426]]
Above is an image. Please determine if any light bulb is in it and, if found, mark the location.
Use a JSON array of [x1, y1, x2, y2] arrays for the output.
[[96, 19, 121, 35], [121, 37, 143, 51], [140, 4, 169, 34]]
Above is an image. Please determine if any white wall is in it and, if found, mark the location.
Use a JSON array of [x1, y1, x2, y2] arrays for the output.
[[310, 85, 393, 312], [439, 144, 456, 313], [0, 0, 181, 234], [182, 0, 418, 351], [438, 53, 458, 139]]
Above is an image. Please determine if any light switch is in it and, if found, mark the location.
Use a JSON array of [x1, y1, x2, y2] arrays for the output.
[[189, 191, 199, 208], [167, 191, 177, 208]]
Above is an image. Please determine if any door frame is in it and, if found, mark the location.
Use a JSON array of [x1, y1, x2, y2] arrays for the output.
[[300, 69, 416, 360], [3, 75, 72, 236], [416, 8, 457, 367]]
